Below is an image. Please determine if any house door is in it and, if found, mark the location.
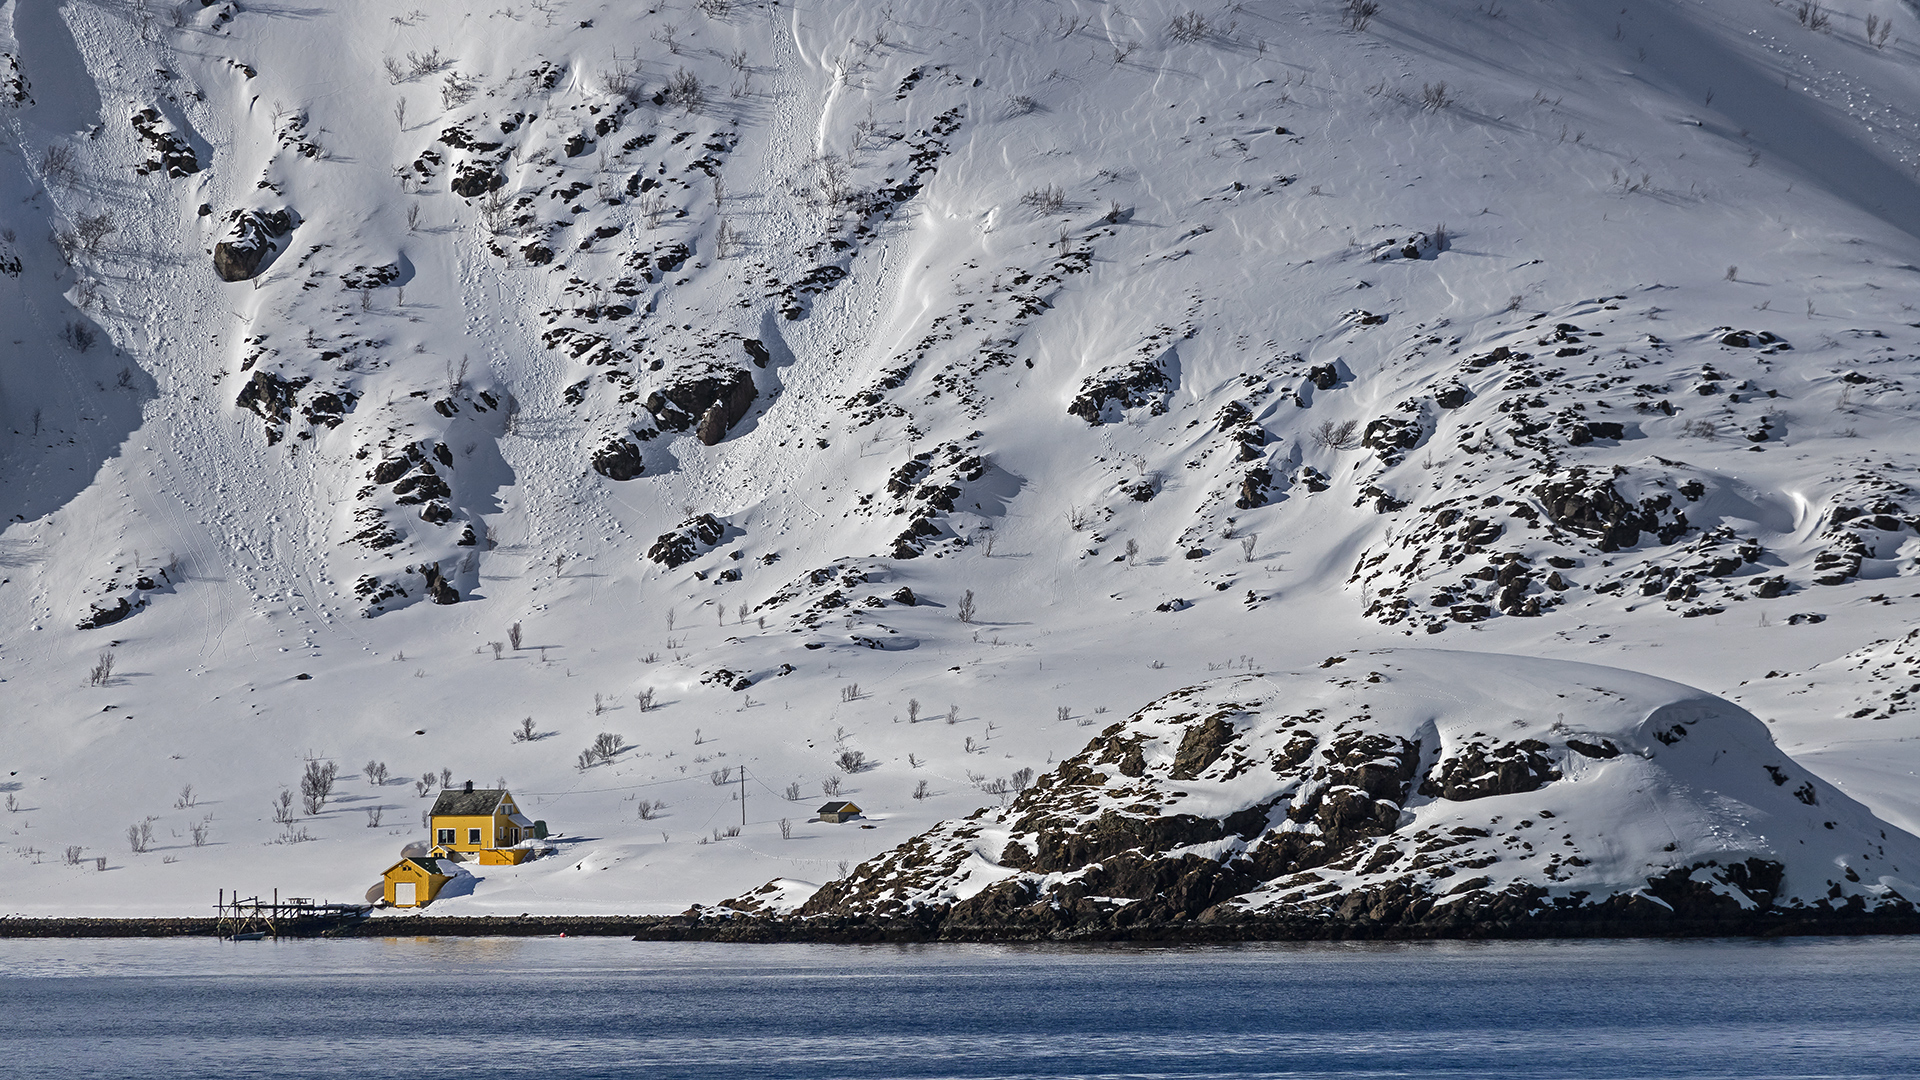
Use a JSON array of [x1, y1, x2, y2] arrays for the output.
[[395, 882, 417, 906]]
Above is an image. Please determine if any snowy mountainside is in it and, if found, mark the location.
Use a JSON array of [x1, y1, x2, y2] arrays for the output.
[[756, 651, 1920, 934], [4, 0, 1920, 918]]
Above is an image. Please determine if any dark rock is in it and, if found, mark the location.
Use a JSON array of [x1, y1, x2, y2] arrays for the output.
[[1169, 714, 1236, 780], [1307, 364, 1340, 390], [212, 208, 293, 282], [645, 367, 757, 442], [1068, 355, 1174, 424], [423, 563, 459, 605], [743, 339, 772, 368], [450, 161, 505, 198], [1421, 740, 1560, 800], [892, 587, 916, 606], [591, 439, 645, 481], [649, 514, 726, 568], [77, 597, 132, 630]]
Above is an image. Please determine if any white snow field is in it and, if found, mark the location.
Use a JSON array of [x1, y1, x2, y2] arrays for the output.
[[3, 0, 1920, 918]]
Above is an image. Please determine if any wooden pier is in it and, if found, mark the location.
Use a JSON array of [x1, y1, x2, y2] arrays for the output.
[[215, 888, 369, 939]]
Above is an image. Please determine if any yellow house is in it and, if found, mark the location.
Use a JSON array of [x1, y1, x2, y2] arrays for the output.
[[429, 783, 544, 865], [382, 857, 454, 908]]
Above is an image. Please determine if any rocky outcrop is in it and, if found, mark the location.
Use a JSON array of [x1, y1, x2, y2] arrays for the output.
[[644, 366, 756, 445], [591, 438, 644, 481], [725, 651, 1920, 939], [1069, 350, 1174, 424], [213, 208, 294, 282], [648, 514, 726, 567], [131, 107, 200, 178]]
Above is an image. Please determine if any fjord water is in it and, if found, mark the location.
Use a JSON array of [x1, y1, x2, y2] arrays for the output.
[[4, 937, 1917, 1078]]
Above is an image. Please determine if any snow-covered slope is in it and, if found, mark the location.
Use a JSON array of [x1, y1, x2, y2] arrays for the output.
[[5, 0, 1920, 919], [763, 650, 1920, 935]]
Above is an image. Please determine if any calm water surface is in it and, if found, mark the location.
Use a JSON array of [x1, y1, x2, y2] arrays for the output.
[[2, 936, 1917, 1078]]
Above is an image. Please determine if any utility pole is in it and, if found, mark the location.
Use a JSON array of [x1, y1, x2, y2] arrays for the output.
[[740, 765, 747, 828]]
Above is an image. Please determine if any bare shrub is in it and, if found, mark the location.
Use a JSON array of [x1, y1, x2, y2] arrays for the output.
[[416, 772, 436, 797], [1866, 13, 1892, 47], [1796, 1, 1830, 31], [600, 56, 643, 101], [513, 717, 539, 742], [1019, 184, 1065, 214], [665, 68, 705, 112], [821, 775, 843, 797], [1168, 12, 1207, 42], [190, 817, 210, 847], [365, 806, 384, 828], [637, 799, 666, 820], [407, 48, 450, 79], [173, 784, 196, 810], [1346, 0, 1381, 32], [65, 845, 84, 866], [588, 731, 623, 765], [41, 143, 75, 184], [697, 0, 733, 15], [127, 820, 153, 854], [841, 682, 861, 703], [651, 22, 683, 54], [88, 649, 115, 687], [913, 779, 930, 800], [957, 589, 976, 623], [384, 57, 406, 84], [837, 749, 867, 773], [710, 767, 734, 785], [1011, 767, 1035, 791], [784, 781, 802, 801], [1419, 82, 1451, 111], [441, 70, 477, 111], [75, 211, 117, 252], [945, 705, 959, 724], [779, 817, 792, 839], [1311, 418, 1361, 450]]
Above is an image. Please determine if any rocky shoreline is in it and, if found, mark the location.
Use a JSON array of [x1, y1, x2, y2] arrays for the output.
[[4, 908, 1919, 941]]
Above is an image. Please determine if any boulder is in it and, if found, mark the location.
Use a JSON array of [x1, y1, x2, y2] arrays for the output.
[[212, 208, 293, 282]]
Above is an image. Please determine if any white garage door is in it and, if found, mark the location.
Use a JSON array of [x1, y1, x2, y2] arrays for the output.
[[395, 882, 416, 906]]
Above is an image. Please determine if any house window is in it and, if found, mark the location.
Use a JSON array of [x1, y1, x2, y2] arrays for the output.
[[467, 828, 482, 845], [436, 829, 454, 845]]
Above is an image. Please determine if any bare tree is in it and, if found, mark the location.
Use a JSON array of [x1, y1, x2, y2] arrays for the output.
[[365, 760, 390, 785], [508, 622, 523, 649], [957, 589, 976, 623], [300, 759, 339, 815], [88, 649, 115, 687], [1312, 418, 1361, 450], [513, 716, 539, 742]]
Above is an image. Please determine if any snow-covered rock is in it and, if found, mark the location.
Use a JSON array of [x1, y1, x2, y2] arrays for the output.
[[776, 651, 1920, 936]]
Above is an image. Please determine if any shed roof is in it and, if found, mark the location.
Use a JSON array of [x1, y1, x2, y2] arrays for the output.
[[430, 788, 510, 816], [818, 801, 861, 814], [385, 857, 451, 878]]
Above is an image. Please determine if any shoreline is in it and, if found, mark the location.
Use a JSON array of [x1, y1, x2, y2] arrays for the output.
[[5, 910, 1920, 941]]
